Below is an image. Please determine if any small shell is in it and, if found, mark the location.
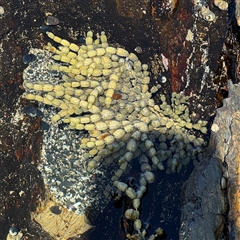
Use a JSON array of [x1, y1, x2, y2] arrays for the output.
[[123, 152, 133, 162], [85, 124, 95, 131], [139, 154, 148, 164], [171, 158, 179, 172], [112, 93, 122, 100], [145, 139, 154, 150], [115, 169, 124, 178], [134, 46, 142, 54], [96, 48, 106, 56], [107, 120, 122, 130], [126, 139, 137, 152], [46, 16, 60, 25], [0, 6, 5, 15], [141, 163, 151, 172], [134, 219, 142, 231], [161, 53, 169, 71], [98, 133, 109, 140], [211, 123, 219, 133], [106, 88, 114, 97], [120, 161, 128, 171], [8, 226, 20, 236], [152, 156, 159, 165], [113, 129, 125, 139], [139, 176, 147, 186], [114, 181, 128, 192], [159, 75, 167, 83], [116, 48, 129, 57], [214, 0, 228, 10], [22, 54, 36, 64], [126, 187, 137, 199], [90, 114, 101, 123], [101, 109, 115, 120], [124, 209, 139, 220], [80, 116, 90, 124], [144, 171, 155, 184], [87, 160, 97, 172], [148, 147, 157, 157], [110, 73, 119, 82], [136, 186, 147, 198], [124, 124, 134, 133], [199, 7, 216, 22], [104, 135, 115, 145], [221, 176, 227, 190], [106, 46, 116, 54], [75, 123, 85, 130], [141, 107, 150, 116], [151, 119, 160, 128], [157, 162, 164, 170], [108, 81, 117, 90], [95, 121, 108, 131], [43, 84, 54, 92], [132, 130, 142, 140], [134, 122, 148, 132], [100, 31, 108, 43]]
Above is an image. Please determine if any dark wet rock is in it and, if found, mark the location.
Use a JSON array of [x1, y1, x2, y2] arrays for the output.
[[115, 0, 148, 19], [24, 106, 44, 118], [77, 35, 86, 44], [39, 25, 52, 33], [84, 206, 100, 226], [9, 226, 20, 236], [23, 105, 37, 117], [36, 109, 44, 118], [158, 0, 228, 104], [179, 80, 240, 239], [46, 16, 59, 26], [50, 206, 62, 215], [40, 121, 49, 131], [22, 53, 36, 64]]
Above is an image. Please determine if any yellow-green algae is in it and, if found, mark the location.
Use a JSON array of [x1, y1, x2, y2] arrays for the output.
[[23, 30, 207, 174], [22, 30, 208, 239]]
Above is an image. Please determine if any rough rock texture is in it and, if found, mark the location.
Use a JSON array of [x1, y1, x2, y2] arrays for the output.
[[180, 80, 240, 239], [0, 0, 235, 239], [179, 156, 227, 239], [210, 81, 240, 239]]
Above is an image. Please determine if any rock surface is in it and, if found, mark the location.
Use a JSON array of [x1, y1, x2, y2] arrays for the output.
[[180, 80, 240, 239], [211, 81, 240, 239], [0, 0, 236, 239]]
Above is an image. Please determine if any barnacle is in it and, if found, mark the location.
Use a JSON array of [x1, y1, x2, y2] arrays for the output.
[[213, 0, 228, 10], [193, 0, 228, 22]]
